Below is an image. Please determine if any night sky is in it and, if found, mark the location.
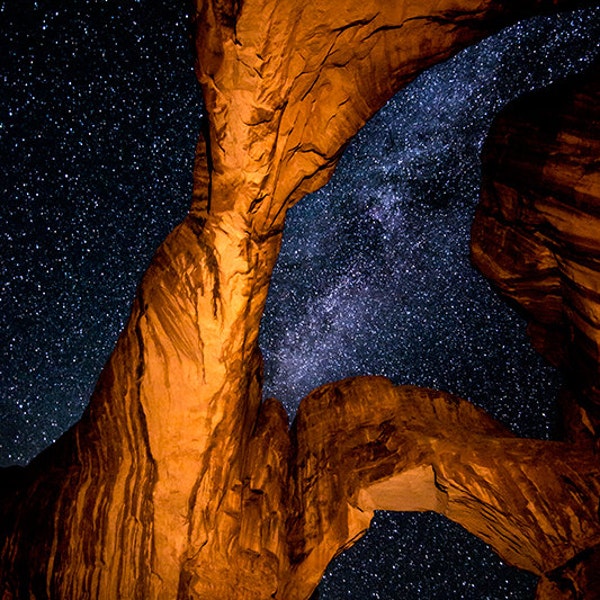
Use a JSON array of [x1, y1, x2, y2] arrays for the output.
[[2, 2, 600, 598]]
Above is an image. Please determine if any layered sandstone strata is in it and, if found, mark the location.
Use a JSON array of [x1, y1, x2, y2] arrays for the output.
[[471, 62, 600, 443]]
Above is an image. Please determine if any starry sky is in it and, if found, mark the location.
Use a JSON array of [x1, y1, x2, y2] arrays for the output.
[[1, 2, 600, 598]]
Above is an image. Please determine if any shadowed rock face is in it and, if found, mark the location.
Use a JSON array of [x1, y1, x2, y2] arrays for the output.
[[471, 62, 600, 443], [469, 63, 600, 598], [1, 1, 600, 599]]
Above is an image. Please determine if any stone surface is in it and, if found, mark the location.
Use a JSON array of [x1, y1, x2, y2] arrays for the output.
[[471, 61, 600, 441], [1, 1, 600, 599], [286, 377, 600, 600]]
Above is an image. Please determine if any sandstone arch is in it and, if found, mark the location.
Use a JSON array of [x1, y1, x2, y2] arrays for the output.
[[1, 1, 599, 598]]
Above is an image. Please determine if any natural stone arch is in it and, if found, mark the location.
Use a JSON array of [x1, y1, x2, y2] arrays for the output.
[[1, 1, 599, 599]]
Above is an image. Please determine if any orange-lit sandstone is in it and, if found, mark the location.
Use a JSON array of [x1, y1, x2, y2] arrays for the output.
[[1, 1, 599, 599]]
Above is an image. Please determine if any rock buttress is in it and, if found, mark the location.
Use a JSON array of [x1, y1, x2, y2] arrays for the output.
[[471, 62, 600, 444]]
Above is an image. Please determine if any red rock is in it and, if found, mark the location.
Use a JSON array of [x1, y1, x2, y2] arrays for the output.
[[1, 2, 599, 599], [471, 62, 600, 442]]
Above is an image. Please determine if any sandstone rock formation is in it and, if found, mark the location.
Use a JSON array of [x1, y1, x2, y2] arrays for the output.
[[469, 61, 600, 598], [471, 61, 600, 445], [2, 1, 600, 599]]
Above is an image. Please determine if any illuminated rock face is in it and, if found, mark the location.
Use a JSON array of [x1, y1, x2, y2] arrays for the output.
[[1, 1, 600, 599], [471, 63, 600, 442], [288, 378, 600, 600]]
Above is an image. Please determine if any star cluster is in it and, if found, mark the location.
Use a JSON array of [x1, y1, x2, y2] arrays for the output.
[[1, 2, 600, 598]]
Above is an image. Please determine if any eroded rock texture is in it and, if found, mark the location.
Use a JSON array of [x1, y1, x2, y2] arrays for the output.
[[471, 62, 600, 444], [288, 378, 600, 600], [469, 60, 600, 600], [1, 1, 600, 599]]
